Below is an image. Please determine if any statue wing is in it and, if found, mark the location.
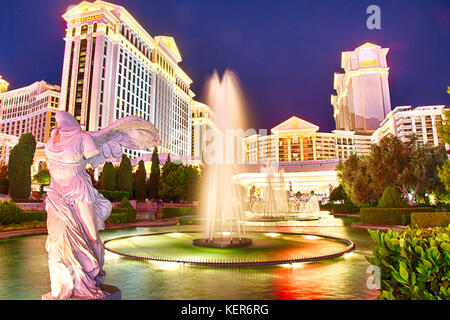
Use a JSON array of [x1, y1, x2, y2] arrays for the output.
[[86, 116, 161, 167]]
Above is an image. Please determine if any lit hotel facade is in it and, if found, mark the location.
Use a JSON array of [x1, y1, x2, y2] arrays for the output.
[[0, 80, 60, 143], [191, 100, 215, 161], [372, 105, 447, 147], [60, 1, 194, 157], [331, 43, 391, 132], [243, 116, 372, 163]]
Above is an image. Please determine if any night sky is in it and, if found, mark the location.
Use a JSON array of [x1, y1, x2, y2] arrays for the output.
[[1, 0, 449, 132]]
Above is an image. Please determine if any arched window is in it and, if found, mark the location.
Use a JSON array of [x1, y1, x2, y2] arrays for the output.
[[93, 22, 97, 33], [106, 26, 109, 35], [72, 27, 76, 36], [81, 24, 88, 35]]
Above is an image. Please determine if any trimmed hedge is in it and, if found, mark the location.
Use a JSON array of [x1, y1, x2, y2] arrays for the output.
[[99, 190, 130, 201], [162, 207, 199, 218], [360, 207, 433, 225], [321, 203, 360, 214], [366, 226, 450, 300], [22, 211, 47, 222], [106, 212, 129, 224], [0, 201, 24, 225], [108, 197, 137, 223], [411, 212, 450, 228]]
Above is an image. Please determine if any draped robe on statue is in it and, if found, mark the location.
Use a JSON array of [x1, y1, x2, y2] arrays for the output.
[[44, 111, 160, 299]]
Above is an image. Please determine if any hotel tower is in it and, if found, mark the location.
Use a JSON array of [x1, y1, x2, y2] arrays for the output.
[[331, 43, 391, 132], [60, 1, 194, 157]]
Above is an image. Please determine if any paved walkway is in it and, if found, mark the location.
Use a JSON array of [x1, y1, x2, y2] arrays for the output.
[[351, 222, 407, 231], [0, 219, 178, 240]]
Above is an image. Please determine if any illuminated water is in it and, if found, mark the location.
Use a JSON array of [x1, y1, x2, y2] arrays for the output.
[[0, 218, 380, 300]]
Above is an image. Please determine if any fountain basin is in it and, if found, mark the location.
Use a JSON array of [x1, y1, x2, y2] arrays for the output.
[[193, 237, 253, 248], [104, 231, 355, 267]]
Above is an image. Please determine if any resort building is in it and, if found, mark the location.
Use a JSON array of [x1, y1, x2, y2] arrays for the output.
[[60, 0, 194, 157], [191, 100, 215, 161], [371, 105, 448, 147], [243, 116, 372, 163], [0, 76, 9, 93], [331, 43, 391, 132], [0, 80, 60, 143]]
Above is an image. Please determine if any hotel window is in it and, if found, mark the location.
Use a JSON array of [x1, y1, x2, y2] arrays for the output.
[[93, 23, 97, 33], [81, 25, 88, 35], [72, 27, 76, 36]]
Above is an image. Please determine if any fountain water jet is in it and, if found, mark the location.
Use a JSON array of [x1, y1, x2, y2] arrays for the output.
[[193, 70, 252, 248]]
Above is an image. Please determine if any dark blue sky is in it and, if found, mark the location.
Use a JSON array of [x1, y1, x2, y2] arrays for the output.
[[1, 0, 449, 131]]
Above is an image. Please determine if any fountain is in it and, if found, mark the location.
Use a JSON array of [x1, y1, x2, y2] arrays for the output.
[[193, 70, 252, 248], [103, 70, 354, 266]]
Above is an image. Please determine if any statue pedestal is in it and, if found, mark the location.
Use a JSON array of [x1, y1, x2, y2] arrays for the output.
[[42, 284, 121, 300]]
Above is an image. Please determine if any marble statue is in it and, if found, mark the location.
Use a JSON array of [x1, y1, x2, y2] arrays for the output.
[[43, 111, 160, 300]]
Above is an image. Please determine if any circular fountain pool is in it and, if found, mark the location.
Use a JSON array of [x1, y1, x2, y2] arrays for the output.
[[104, 231, 355, 267]]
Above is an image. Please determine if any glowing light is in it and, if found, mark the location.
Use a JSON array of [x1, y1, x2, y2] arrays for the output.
[[266, 233, 281, 238], [291, 262, 305, 268], [167, 233, 183, 238], [221, 232, 231, 236], [304, 235, 320, 240], [150, 260, 183, 270], [343, 252, 354, 259]]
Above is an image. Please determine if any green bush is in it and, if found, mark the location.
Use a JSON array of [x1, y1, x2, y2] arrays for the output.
[[99, 190, 129, 201], [0, 201, 24, 225], [0, 178, 9, 195], [111, 198, 136, 223], [360, 207, 433, 225], [162, 207, 199, 218], [22, 211, 47, 222], [378, 187, 407, 208], [321, 202, 360, 214], [105, 213, 128, 225], [411, 212, 450, 228], [101, 162, 116, 191], [366, 226, 450, 300]]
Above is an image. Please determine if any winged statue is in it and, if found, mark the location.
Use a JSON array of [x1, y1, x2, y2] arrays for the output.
[[42, 111, 160, 300]]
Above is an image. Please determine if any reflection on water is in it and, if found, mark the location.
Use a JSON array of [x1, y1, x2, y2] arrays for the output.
[[0, 219, 379, 300]]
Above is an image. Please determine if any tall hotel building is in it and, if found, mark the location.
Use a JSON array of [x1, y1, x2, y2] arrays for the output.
[[60, 1, 194, 157], [191, 100, 215, 161], [0, 80, 60, 143], [331, 43, 391, 132], [372, 105, 448, 147]]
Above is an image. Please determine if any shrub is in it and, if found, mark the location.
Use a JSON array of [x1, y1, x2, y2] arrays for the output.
[[321, 202, 360, 214], [117, 155, 133, 199], [21, 211, 47, 222], [360, 207, 433, 225], [101, 162, 116, 191], [411, 212, 450, 228], [134, 160, 147, 201], [0, 201, 24, 225], [8, 133, 36, 199], [0, 178, 9, 195], [162, 207, 198, 218], [148, 148, 160, 199], [378, 187, 407, 208], [105, 213, 128, 225], [99, 190, 129, 201], [366, 226, 450, 300], [111, 197, 136, 223], [329, 185, 348, 202]]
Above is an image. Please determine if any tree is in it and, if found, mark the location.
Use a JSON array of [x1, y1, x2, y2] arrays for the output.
[[159, 164, 201, 203], [33, 169, 50, 186], [378, 186, 406, 208], [339, 134, 446, 206], [148, 148, 160, 199], [134, 160, 147, 201], [329, 184, 348, 202], [117, 155, 133, 199], [8, 134, 37, 199], [101, 161, 116, 191], [437, 110, 450, 191]]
